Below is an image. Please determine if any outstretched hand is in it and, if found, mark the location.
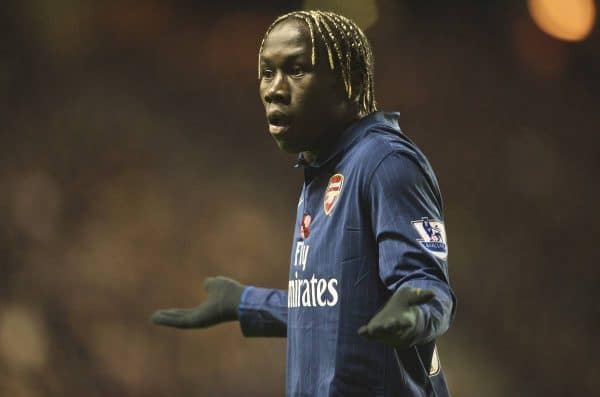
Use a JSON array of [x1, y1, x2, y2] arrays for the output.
[[358, 287, 434, 348], [151, 276, 245, 329]]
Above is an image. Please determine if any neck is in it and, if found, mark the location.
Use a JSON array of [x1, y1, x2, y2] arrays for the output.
[[302, 132, 341, 166], [302, 115, 360, 166]]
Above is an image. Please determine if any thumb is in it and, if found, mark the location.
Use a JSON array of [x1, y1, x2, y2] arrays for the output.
[[203, 275, 239, 293], [357, 325, 369, 336], [203, 276, 217, 292], [405, 288, 435, 306]]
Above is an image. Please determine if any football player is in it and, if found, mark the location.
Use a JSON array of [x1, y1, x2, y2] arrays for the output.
[[152, 10, 456, 396]]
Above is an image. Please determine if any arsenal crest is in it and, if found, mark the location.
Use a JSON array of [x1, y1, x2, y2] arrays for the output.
[[323, 173, 344, 215]]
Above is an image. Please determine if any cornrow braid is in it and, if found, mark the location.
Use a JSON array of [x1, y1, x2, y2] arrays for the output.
[[258, 10, 377, 117]]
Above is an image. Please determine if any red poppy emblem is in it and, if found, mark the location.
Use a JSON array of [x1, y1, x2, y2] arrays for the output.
[[323, 173, 344, 215], [300, 214, 311, 239]]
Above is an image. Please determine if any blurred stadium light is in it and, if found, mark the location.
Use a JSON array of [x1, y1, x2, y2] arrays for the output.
[[513, 12, 569, 79], [0, 304, 47, 371], [302, 0, 378, 30], [528, 0, 596, 41]]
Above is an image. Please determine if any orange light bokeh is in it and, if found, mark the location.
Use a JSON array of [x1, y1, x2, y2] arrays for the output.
[[528, 0, 596, 42]]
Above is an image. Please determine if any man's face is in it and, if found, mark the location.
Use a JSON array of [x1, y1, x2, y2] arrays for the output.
[[259, 19, 347, 154]]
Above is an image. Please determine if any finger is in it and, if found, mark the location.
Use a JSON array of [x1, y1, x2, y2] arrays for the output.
[[153, 308, 189, 317], [379, 317, 395, 331], [357, 325, 369, 337], [365, 322, 391, 338], [151, 310, 183, 326], [151, 309, 192, 327], [406, 288, 435, 306], [393, 326, 418, 348], [154, 315, 194, 328]]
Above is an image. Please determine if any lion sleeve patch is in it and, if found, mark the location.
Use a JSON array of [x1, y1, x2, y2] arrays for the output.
[[411, 218, 448, 261]]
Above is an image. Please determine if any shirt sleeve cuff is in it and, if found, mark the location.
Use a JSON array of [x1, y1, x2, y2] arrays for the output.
[[237, 286, 288, 337]]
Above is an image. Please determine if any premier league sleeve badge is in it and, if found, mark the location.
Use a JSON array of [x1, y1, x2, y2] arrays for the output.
[[411, 217, 448, 260]]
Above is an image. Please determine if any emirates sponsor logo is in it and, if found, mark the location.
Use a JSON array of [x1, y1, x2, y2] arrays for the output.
[[289, 241, 339, 308]]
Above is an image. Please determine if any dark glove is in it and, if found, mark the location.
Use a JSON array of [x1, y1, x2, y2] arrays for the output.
[[358, 287, 434, 348], [151, 276, 245, 329]]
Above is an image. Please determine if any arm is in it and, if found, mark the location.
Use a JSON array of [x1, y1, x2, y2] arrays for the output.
[[359, 151, 456, 347], [151, 276, 288, 337]]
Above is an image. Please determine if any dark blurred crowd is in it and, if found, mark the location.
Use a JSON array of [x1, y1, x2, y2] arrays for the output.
[[0, 1, 598, 396]]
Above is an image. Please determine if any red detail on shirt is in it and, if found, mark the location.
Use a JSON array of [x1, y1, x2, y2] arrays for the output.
[[300, 214, 311, 239]]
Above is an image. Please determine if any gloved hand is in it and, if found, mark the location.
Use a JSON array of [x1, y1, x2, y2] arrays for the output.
[[151, 276, 245, 329], [358, 287, 434, 348]]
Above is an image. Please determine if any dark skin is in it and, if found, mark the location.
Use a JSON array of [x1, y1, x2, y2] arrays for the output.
[[259, 18, 359, 163], [152, 17, 436, 350]]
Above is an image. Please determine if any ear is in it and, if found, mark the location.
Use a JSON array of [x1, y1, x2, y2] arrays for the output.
[[349, 69, 364, 104], [346, 71, 364, 116]]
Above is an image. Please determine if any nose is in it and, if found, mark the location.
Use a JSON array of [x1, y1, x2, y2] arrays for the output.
[[264, 71, 290, 105]]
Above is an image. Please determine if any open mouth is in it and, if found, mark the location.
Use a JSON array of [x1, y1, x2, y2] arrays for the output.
[[267, 112, 292, 134]]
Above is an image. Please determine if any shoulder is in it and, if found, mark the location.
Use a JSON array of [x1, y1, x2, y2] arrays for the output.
[[347, 125, 442, 207], [352, 124, 436, 183]]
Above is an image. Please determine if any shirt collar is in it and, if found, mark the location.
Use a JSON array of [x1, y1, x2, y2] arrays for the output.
[[293, 111, 401, 169]]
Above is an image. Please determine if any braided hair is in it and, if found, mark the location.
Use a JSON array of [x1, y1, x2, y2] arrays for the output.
[[258, 10, 377, 117]]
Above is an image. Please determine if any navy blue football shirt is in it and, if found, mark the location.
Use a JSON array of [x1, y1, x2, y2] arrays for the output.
[[238, 111, 456, 397]]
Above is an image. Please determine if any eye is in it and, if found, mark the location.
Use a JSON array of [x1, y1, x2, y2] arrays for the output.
[[262, 68, 274, 79], [291, 65, 305, 78]]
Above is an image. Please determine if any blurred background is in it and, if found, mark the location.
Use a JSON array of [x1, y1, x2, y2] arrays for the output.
[[0, 0, 598, 396]]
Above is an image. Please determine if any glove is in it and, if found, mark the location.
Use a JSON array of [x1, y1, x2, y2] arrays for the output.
[[358, 287, 434, 348], [151, 276, 245, 329]]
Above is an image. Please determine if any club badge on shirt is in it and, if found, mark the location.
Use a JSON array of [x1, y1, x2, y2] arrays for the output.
[[323, 173, 344, 215], [411, 217, 448, 260]]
